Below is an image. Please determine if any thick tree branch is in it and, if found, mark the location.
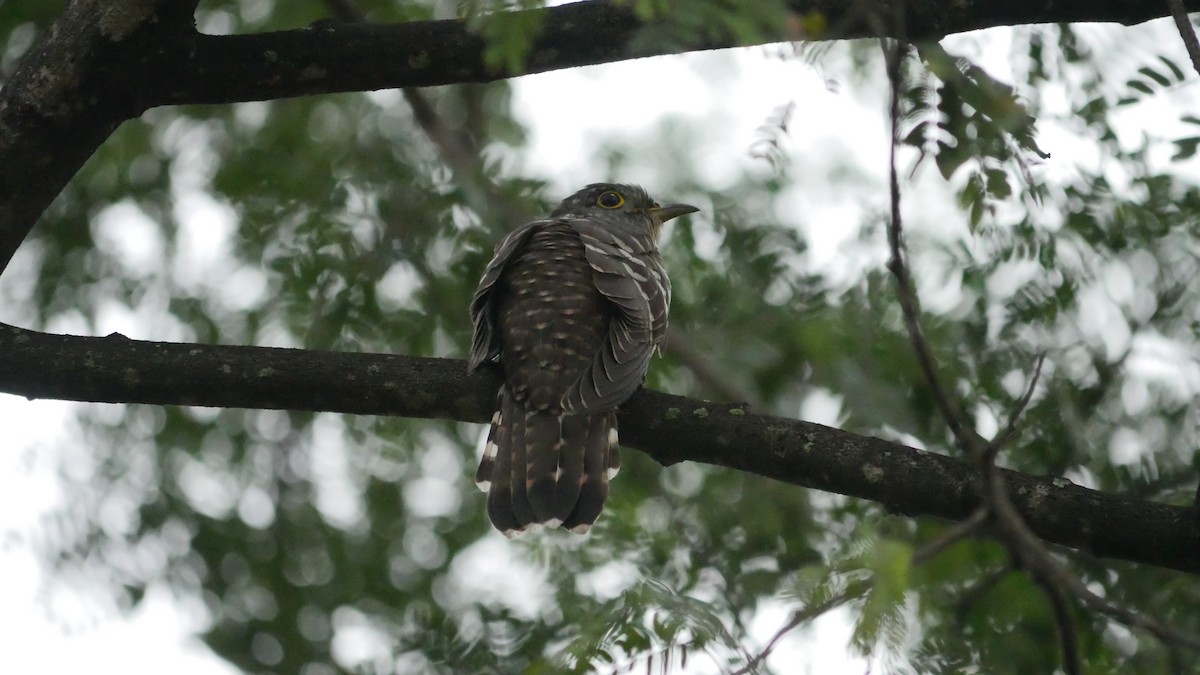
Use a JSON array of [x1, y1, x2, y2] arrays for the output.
[[0, 0, 198, 275], [5, 0, 1200, 280], [151, 0, 1200, 107], [1, 321, 1196, 576]]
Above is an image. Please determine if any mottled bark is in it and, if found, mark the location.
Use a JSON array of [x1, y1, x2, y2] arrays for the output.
[[2, 322, 1195, 575]]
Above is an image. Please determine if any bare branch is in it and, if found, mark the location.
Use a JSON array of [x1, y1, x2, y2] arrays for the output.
[[664, 328, 761, 406], [912, 508, 990, 565], [984, 353, 1046, 463], [1167, 0, 1200, 76], [1067, 571, 1200, 650], [1034, 573, 1083, 675], [0, 0, 197, 275], [0, 321, 1197, 575], [7, 1, 1200, 279], [319, 0, 532, 228], [881, 41, 982, 457], [158, 0, 1200, 109]]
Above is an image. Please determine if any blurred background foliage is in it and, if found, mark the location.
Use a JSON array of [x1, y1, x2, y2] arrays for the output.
[[3, 0, 1200, 673]]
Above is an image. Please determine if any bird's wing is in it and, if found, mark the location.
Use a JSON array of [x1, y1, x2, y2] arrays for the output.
[[468, 220, 544, 371], [564, 218, 671, 413]]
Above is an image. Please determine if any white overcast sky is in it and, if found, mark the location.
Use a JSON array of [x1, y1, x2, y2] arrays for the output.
[[2, 13, 1198, 675]]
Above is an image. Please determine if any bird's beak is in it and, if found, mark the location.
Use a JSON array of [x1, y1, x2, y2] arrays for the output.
[[650, 203, 700, 222]]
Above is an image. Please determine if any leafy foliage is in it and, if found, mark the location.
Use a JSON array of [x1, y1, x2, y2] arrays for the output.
[[5, 2, 1200, 674]]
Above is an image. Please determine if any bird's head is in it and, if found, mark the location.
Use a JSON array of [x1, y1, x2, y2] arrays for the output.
[[551, 183, 699, 239]]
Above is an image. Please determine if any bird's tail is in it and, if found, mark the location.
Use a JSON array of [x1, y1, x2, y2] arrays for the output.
[[476, 387, 619, 536]]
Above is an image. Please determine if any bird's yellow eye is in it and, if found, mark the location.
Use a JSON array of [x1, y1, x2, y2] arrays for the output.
[[597, 191, 624, 209]]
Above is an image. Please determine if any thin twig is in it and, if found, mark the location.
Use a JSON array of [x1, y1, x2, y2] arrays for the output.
[[878, 30, 1092, 670], [319, 0, 522, 216], [984, 353, 1045, 463], [1167, 0, 1200, 76], [1032, 570, 1083, 675], [881, 41, 980, 457], [1051, 546, 1200, 650], [912, 507, 990, 565], [736, 509, 991, 675], [733, 581, 869, 675], [952, 566, 1014, 623], [665, 328, 760, 406]]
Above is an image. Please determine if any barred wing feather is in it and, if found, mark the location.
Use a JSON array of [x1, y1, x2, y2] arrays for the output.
[[563, 218, 671, 413], [468, 221, 543, 371]]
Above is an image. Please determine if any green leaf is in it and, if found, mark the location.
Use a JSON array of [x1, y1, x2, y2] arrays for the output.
[[1158, 54, 1187, 82], [851, 539, 912, 657], [1127, 79, 1156, 96], [1137, 66, 1173, 88], [1172, 136, 1200, 161]]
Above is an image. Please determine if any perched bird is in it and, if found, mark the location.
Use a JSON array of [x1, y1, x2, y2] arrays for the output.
[[469, 183, 699, 535]]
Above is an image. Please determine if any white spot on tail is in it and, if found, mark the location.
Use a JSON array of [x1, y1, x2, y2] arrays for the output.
[[544, 518, 563, 528], [569, 523, 592, 534], [503, 522, 544, 538], [477, 440, 499, 492], [607, 426, 621, 479]]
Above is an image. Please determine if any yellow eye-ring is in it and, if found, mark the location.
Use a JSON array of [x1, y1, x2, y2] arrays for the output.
[[597, 191, 624, 209]]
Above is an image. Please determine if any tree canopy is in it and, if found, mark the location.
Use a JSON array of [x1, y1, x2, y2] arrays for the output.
[[3, 1, 1200, 673]]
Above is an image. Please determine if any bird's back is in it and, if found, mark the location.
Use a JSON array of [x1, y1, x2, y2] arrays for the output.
[[496, 221, 612, 411]]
